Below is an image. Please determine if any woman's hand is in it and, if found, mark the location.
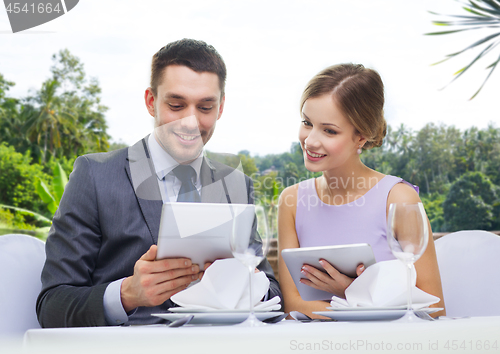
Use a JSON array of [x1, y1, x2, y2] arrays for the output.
[[299, 260, 365, 298]]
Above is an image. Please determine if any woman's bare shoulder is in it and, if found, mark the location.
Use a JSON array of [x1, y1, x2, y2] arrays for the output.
[[387, 182, 421, 204], [279, 183, 300, 203]]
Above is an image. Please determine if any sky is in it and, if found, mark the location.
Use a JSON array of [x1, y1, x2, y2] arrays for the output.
[[1, 0, 499, 156]]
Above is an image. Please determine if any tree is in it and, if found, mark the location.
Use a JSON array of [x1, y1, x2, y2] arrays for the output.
[[24, 79, 70, 163], [421, 192, 447, 232], [428, 0, 500, 99], [443, 171, 500, 231], [238, 153, 258, 177], [6, 49, 111, 163], [0, 74, 24, 149]]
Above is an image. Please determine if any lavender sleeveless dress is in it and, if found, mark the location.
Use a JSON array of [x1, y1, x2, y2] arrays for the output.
[[295, 175, 417, 262]]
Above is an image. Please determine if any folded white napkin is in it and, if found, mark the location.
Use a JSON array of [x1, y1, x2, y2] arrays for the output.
[[330, 260, 440, 309], [171, 258, 281, 311]]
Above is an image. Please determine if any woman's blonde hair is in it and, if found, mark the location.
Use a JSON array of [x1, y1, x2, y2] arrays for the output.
[[300, 63, 386, 149]]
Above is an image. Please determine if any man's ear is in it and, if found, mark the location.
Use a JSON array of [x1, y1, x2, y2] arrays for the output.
[[217, 96, 225, 120], [145, 88, 156, 117]]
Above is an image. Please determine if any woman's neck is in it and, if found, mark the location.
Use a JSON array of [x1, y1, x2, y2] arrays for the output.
[[321, 159, 373, 192], [315, 158, 384, 206]]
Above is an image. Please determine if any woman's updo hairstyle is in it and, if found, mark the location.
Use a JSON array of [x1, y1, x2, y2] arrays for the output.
[[300, 63, 386, 150]]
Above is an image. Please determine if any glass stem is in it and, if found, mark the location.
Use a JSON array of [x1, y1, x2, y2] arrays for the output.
[[407, 263, 413, 312], [248, 266, 254, 315]]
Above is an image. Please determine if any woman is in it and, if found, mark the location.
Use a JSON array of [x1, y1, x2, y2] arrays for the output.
[[278, 64, 445, 318]]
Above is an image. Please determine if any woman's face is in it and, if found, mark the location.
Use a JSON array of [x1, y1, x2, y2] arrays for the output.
[[299, 94, 364, 173]]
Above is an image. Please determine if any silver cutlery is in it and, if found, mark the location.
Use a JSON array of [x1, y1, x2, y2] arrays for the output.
[[263, 313, 288, 323], [290, 311, 312, 322], [414, 311, 436, 321], [290, 311, 332, 322]]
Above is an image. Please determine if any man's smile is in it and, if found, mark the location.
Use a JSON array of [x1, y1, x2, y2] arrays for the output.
[[175, 132, 200, 141]]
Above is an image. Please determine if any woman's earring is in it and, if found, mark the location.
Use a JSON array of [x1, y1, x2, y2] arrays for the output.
[[357, 145, 362, 155]]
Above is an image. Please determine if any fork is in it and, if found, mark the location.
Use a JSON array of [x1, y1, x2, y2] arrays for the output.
[[414, 311, 436, 321]]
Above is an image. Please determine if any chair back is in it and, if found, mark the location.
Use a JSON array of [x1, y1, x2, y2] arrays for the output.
[[435, 230, 500, 317], [0, 234, 46, 335]]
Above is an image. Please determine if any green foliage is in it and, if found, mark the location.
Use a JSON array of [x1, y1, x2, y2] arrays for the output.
[[443, 171, 500, 231], [239, 153, 259, 177], [421, 192, 448, 232], [0, 207, 41, 230], [0, 206, 51, 240], [0, 204, 52, 225], [109, 141, 128, 152], [0, 143, 48, 213], [36, 162, 69, 214], [0, 142, 72, 239]]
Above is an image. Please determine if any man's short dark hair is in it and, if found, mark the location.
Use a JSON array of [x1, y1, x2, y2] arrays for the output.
[[150, 38, 227, 98]]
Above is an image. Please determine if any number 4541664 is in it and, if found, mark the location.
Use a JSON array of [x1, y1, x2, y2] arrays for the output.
[[6, 2, 62, 14]]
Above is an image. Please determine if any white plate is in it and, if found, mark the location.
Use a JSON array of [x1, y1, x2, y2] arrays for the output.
[[168, 307, 272, 313], [326, 306, 407, 312], [314, 308, 443, 321], [152, 311, 284, 325]]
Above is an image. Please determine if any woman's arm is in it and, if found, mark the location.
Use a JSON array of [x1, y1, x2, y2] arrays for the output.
[[387, 183, 446, 317], [278, 185, 331, 319]]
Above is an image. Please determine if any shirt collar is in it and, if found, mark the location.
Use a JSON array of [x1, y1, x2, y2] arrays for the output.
[[148, 132, 204, 181]]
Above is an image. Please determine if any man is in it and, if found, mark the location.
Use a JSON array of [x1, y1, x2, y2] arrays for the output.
[[36, 39, 282, 327]]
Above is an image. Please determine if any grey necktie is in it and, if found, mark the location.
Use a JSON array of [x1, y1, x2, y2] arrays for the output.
[[172, 164, 201, 203]]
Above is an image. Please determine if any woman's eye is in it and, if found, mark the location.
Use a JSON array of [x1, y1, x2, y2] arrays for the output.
[[325, 129, 337, 135], [301, 120, 312, 126]]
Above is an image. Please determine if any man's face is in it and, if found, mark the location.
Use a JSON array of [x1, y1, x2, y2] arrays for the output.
[[145, 65, 225, 164]]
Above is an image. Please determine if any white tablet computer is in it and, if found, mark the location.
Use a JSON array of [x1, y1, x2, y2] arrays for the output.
[[281, 243, 376, 301], [156, 202, 255, 267]]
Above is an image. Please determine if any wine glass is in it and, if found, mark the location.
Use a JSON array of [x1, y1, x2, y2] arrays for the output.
[[230, 204, 271, 326], [386, 202, 429, 322]]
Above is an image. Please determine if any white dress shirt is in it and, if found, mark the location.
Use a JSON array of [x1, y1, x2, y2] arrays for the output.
[[103, 132, 204, 325]]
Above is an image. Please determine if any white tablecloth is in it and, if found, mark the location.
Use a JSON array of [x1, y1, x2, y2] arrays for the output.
[[16, 317, 500, 354]]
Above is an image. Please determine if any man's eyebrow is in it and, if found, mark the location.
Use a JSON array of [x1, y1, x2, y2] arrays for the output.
[[164, 93, 217, 102], [165, 93, 185, 100], [199, 96, 217, 102]]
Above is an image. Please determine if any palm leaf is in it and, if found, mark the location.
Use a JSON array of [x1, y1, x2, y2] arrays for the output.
[[469, 0, 500, 13], [450, 41, 500, 83], [470, 50, 500, 98], [427, 27, 492, 36], [428, 0, 500, 98], [0, 204, 52, 225], [464, 6, 491, 16]]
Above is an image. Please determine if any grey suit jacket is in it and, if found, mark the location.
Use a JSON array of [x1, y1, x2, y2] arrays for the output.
[[37, 137, 282, 327]]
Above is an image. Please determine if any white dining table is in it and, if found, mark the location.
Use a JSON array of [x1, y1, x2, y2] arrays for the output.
[[16, 316, 500, 354]]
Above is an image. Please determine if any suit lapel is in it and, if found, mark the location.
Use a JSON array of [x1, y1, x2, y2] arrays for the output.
[[125, 136, 162, 244]]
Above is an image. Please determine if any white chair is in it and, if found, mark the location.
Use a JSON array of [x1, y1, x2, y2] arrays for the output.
[[0, 234, 46, 336], [435, 230, 500, 317]]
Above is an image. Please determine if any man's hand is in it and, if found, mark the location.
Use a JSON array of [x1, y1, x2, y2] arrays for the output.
[[120, 245, 202, 312]]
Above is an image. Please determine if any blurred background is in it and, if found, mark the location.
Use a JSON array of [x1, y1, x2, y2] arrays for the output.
[[1, 0, 499, 238]]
